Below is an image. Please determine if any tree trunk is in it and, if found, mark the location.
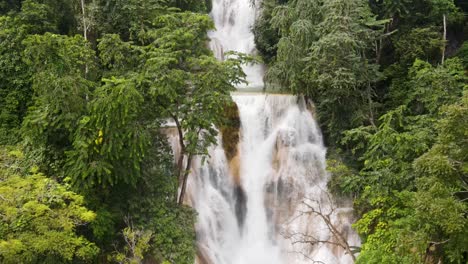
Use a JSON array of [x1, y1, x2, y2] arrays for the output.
[[442, 14, 447, 64], [376, 23, 388, 65], [367, 82, 376, 128], [172, 116, 185, 178], [80, 0, 87, 41], [177, 154, 193, 205], [171, 114, 187, 202], [320, 213, 356, 262], [303, 198, 357, 262], [80, 0, 89, 75]]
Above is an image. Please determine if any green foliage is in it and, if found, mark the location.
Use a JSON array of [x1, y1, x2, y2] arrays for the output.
[[0, 5, 203, 261], [125, 134, 196, 264], [402, 58, 465, 114], [351, 83, 468, 263], [119, 9, 238, 257], [19, 0, 59, 33], [0, 15, 31, 144], [91, 0, 169, 41], [0, 0, 21, 14], [97, 34, 142, 75], [0, 148, 99, 263], [341, 58, 466, 194], [455, 41, 468, 68], [327, 158, 362, 197], [18, 0, 76, 35], [393, 27, 444, 65], [415, 90, 468, 189], [0, 0, 79, 144], [91, 0, 209, 43], [173, 0, 210, 13], [64, 8, 239, 261], [67, 77, 149, 189], [427, 0, 463, 22], [369, 0, 463, 69], [386, 58, 466, 112], [21, 33, 95, 176], [109, 224, 153, 264], [148, 202, 196, 264], [370, 0, 462, 28], [130, 11, 247, 203], [2, 0, 465, 262], [253, 0, 285, 63], [268, 0, 382, 141], [0, 0, 235, 263], [268, 0, 322, 92]]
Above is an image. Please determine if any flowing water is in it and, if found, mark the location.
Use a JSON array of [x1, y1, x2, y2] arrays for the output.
[[208, 0, 265, 88], [169, 0, 360, 263]]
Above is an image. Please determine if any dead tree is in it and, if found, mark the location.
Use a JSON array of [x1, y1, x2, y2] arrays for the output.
[[283, 192, 359, 263]]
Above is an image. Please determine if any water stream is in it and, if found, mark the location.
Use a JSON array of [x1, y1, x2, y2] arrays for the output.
[[208, 0, 265, 88], [169, 0, 359, 263]]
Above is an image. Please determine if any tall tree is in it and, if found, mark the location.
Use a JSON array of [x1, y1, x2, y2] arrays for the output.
[[136, 12, 246, 204]]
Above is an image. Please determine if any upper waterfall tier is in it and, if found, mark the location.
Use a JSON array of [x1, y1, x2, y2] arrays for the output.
[[209, 0, 265, 88]]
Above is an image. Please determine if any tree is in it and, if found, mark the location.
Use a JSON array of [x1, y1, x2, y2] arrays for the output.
[[64, 9, 243, 261], [0, 148, 99, 263], [284, 194, 359, 263], [135, 12, 246, 204], [2, 1, 238, 263], [345, 62, 467, 263], [253, 0, 287, 64], [393, 27, 445, 65], [66, 77, 149, 189], [21, 33, 95, 176], [269, 0, 382, 141], [411, 91, 468, 262], [0, 15, 31, 144], [109, 218, 153, 264], [341, 58, 465, 193], [268, 0, 322, 92], [354, 92, 468, 263], [0, 0, 79, 144], [369, 0, 462, 68]]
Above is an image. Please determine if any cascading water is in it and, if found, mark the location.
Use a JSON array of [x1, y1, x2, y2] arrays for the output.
[[208, 0, 265, 88], [169, 0, 360, 263], [178, 95, 359, 264]]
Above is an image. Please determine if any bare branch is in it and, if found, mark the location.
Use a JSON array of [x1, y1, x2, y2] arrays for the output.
[[284, 191, 357, 262]]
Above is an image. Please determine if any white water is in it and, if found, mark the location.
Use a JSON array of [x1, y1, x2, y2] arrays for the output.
[[168, 0, 360, 262], [208, 0, 265, 88], [178, 95, 359, 264]]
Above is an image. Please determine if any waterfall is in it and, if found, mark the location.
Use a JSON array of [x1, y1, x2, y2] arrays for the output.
[[168, 0, 360, 263], [208, 0, 265, 88]]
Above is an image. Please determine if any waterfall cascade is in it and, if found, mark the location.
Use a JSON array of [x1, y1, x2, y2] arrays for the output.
[[169, 0, 360, 263], [208, 0, 265, 88]]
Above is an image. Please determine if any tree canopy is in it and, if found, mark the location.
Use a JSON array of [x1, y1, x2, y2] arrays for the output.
[[0, 0, 246, 263]]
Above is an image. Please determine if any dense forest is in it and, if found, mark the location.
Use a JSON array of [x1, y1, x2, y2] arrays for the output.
[[0, 0, 467, 263], [254, 0, 468, 263]]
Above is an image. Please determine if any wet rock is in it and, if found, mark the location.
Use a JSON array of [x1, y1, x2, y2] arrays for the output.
[[234, 185, 247, 230]]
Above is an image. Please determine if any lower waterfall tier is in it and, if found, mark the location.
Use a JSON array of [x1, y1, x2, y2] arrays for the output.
[[169, 94, 359, 264]]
